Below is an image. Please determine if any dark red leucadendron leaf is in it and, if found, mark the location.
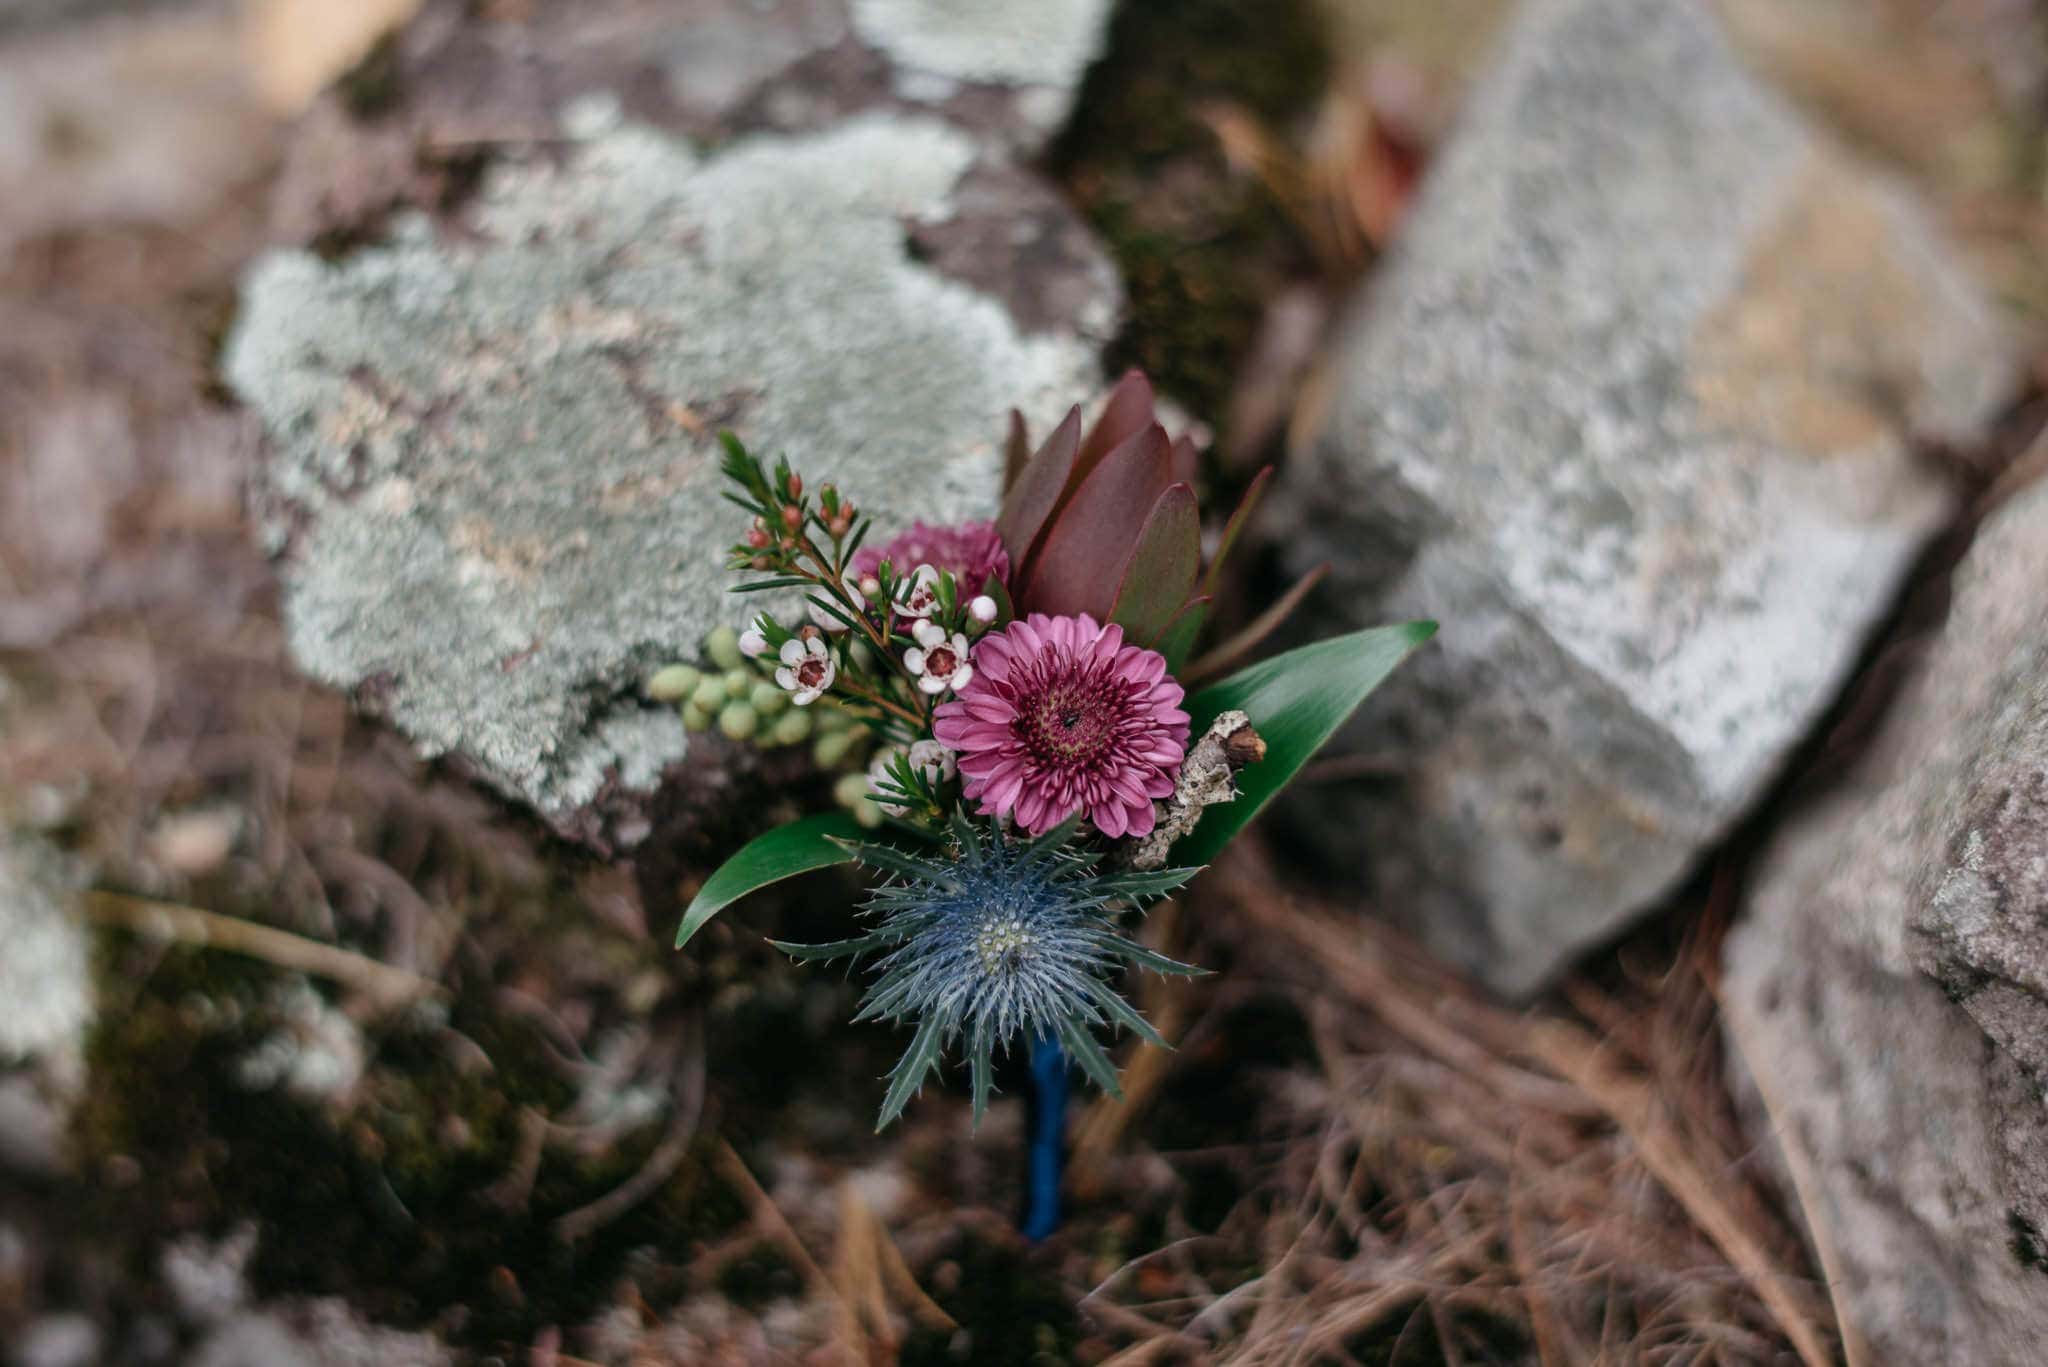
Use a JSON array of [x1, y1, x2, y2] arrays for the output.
[[995, 407, 1082, 571], [1001, 408, 1031, 489], [1073, 370, 1157, 482], [1019, 425, 1173, 620], [1107, 483, 1200, 647], [1168, 432, 1199, 490], [994, 369, 1304, 672]]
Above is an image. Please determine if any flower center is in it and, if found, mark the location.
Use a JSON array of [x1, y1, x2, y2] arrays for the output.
[[1017, 675, 1116, 768], [973, 912, 1036, 975], [925, 645, 958, 677], [796, 658, 830, 689]]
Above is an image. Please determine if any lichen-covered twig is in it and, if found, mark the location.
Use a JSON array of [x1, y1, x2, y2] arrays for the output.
[[1122, 710, 1265, 870]]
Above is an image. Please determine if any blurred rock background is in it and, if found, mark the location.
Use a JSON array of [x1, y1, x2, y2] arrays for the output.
[[3, 0, 2047, 1362]]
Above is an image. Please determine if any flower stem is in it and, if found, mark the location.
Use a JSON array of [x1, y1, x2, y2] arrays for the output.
[[833, 676, 925, 731], [1020, 1033, 1068, 1241]]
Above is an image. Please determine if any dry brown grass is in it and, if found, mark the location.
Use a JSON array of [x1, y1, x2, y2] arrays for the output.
[[1063, 847, 1836, 1366]]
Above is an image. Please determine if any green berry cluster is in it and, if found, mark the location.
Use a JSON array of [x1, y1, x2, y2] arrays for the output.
[[647, 625, 870, 767]]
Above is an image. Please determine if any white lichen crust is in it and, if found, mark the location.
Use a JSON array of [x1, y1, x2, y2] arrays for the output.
[[1124, 710, 1258, 871], [225, 113, 1100, 824], [849, 0, 1111, 129], [0, 835, 91, 1063]]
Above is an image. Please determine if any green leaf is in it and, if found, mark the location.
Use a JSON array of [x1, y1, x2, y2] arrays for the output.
[[1172, 622, 1436, 866], [1055, 1017, 1124, 1098], [1093, 866, 1203, 901], [985, 575, 1018, 628], [766, 933, 885, 961], [876, 1013, 948, 1130], [674, 812, 864, 948]]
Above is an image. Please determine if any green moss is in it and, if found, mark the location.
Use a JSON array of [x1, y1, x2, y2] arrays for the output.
[[1049, 0, 1332, 426], [72, 936, 748, 1351]]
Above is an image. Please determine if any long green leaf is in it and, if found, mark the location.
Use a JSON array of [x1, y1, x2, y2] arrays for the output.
[[1172, 622, 1436, 866], [674, 812, 864, 948]]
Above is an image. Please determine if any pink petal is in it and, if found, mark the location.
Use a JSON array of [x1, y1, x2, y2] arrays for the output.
[[1122, 800, 1157, 838], [962, 695, 1016, 723], [1094, 800, 1129, 839]]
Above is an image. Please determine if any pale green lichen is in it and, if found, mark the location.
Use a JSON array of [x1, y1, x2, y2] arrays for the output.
[[224, 113, 1100, 822]]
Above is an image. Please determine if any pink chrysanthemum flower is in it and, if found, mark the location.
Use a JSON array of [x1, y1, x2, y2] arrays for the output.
[[851, 520, 1011, 599], [934, 613, 1189, 839]]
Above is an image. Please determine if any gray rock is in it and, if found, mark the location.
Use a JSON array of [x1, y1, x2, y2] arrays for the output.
[[1283, 0, 2013, 994], [1722, 479, 2048, 1364], [227, 112, 1107, 835], [0, 836, 90, 1062], [0, 2, 271, 253], [848, 0, 1110, 133], [349, 0, 1110, 169]]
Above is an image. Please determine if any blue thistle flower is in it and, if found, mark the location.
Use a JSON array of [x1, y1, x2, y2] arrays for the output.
[[773, 812, 1202, 1129]]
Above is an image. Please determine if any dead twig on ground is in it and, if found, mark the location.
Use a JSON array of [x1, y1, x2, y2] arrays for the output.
[[554, 1027, 708, 1243], [83, 888, 440, 1009]]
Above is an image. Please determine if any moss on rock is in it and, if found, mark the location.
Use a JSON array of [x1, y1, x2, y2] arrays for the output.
[[1049, 0, 1332, 425]]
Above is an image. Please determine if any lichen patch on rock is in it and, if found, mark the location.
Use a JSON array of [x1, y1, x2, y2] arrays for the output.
[[226, 113, 1103, 832]]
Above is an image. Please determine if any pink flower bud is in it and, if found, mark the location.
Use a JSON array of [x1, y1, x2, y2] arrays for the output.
[[738, 627, 768, 658], [968, 595, 998, 625]]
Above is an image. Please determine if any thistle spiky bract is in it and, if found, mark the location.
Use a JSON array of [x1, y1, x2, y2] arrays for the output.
[[772, 812, 1203, 1130]]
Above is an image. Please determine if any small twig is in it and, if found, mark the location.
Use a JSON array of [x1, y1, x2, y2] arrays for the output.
[[1180, 563, 1328, 686], [1507, 1136, 1567, 1367], [711, 1138, 856, 1326], [1515, 1019, 1835, 1367], [1719, 1004, 1877, 1367], [554, 1031, 708, 1243], [482, 1107, 550, 1213], [83, 889, 439, 1009]]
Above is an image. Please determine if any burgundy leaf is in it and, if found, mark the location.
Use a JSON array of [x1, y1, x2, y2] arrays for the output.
[[995, 406, 1082, 572], [1019, 424, 1174, 619], [1169, 432, 1199, 490], [1074, 370, 1157, 487], [1108, 483, 1201, 648], [1002, 408, 1031, 489]]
